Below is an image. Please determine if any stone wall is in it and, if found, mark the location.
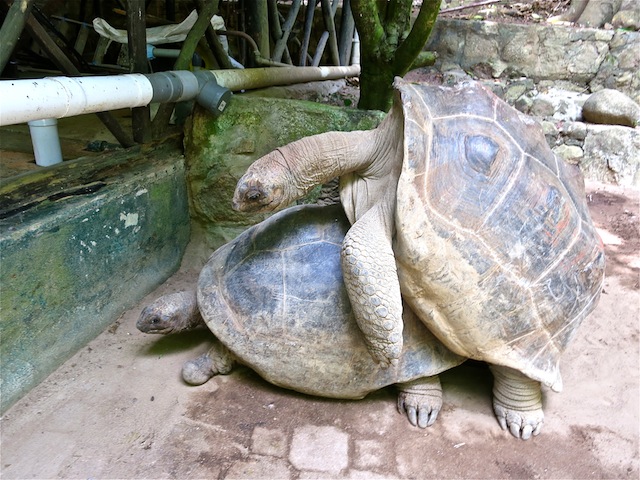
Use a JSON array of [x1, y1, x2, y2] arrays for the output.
[[423, 18, 640, 186], [0, 143, 190, 412], [426, 19, 640, 102]]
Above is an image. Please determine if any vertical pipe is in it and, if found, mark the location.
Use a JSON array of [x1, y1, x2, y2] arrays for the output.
[[338, 0, 355, 66], [320, 0, 340, 66], [28, 119, 63, 167], [127, 0, 151, 144], [299, 0, 317, 66]]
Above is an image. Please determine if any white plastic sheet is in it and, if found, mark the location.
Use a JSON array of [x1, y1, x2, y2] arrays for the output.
[[93, 10, 227, 47]]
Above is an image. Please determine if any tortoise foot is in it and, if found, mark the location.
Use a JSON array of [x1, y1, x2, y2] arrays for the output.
[[490, 365, 543, 440], [182, 342, 236, 386], [397, 376, 443, 428], [182, 352, 216, 385]]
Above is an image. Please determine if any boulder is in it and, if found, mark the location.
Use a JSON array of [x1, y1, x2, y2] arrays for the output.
[[589, 30, 640, 104], [583, 88, 640, 127], [612, 9, 640, 30], [553, 144, 584, 164], [581, 124, 640, 185], [184, 94, 384, 250]]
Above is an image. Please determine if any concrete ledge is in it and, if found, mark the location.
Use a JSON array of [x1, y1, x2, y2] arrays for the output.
[[0, 142, 190, 412]]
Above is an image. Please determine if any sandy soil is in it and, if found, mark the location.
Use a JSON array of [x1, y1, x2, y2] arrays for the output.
[[0, 181, 638, 479]]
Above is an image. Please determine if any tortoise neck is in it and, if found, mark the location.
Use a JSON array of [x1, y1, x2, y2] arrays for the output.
[[276, 128, 381, 196]]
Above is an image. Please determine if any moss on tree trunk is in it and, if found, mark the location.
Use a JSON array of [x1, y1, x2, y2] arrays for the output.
[[352, 0, 440, 111]]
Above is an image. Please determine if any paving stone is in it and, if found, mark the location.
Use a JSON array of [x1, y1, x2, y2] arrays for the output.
[[251, 427, 287, 458], [224, 454, 291, 480], [354, 439, 385, 469], [346, 470, 400, 479], [289, 425, 349, 473]]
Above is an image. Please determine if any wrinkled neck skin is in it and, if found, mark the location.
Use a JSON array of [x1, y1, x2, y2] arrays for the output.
[[233, 103, 403, 218], [339, 103, 404, 225]]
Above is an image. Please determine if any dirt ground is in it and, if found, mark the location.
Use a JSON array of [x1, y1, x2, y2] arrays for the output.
[[0, 180, 638, 479]]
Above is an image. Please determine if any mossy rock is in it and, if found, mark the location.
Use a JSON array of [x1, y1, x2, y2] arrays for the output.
[[184, 95, 384, 249]]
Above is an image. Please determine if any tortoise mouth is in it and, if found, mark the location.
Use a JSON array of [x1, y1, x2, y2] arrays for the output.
[[233, 191, 282, 213], [136, 318, 176, 335], [147, 326, 174, 334]]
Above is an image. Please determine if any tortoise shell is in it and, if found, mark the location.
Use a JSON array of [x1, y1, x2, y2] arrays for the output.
[[393, 79, 605, 391], [197, 204, 463, 399]]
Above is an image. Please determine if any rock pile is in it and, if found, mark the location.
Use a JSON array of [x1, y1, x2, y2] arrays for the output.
[[420, 18, 640, 186]]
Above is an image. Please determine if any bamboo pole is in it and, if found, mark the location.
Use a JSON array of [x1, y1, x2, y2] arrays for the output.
[[0, 0, 36, 74]]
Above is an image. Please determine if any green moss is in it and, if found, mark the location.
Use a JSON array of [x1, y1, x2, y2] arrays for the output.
[[184, 95, 385, 250], [0, 149, 190, 413]]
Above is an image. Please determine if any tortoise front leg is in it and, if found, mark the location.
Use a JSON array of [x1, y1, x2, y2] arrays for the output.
[[396, 376, 443, 428], [489, 365, 544, 440], [341, 203, 403, 367], [182, 339, 237, 386]]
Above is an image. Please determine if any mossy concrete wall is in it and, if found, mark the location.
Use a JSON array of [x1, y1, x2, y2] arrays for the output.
[[184, 95, 385, 250], [0, 143, 190, 412]]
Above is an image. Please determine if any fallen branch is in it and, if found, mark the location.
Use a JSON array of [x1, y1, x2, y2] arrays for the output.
[[441, 0, 501, 14]]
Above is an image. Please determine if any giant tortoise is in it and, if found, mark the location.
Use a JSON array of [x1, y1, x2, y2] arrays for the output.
[[232, 78, 606, 439], [138, 204, 464, 428]]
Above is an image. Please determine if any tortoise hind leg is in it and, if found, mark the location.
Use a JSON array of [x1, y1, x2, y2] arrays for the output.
[[489, 365, 544, 440], [182, 340, 237, 386], [396, 376, 443, 428]]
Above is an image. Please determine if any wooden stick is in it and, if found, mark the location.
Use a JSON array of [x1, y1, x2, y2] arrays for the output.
[[441, 0, 501, 14], [127, 0, 150, 144], [0, 0, 36, 73], [299, 0, 317, 66]]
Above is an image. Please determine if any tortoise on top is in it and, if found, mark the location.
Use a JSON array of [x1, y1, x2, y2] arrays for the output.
[[233, 78, 606, 440], [138, 204, 464, 429]]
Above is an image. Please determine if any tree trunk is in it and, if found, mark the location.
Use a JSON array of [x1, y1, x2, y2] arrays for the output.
[[352, 0, 440, 111], [357, 62, 396, 111]]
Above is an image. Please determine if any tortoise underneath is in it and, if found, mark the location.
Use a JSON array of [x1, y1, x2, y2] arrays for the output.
[[138, 204, 464, 429]]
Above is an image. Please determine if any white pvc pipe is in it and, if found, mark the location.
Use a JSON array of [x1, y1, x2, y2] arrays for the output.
[[0, 74, 153, 126], [0, 65, 361, 127], [28, 118, 63, 166]]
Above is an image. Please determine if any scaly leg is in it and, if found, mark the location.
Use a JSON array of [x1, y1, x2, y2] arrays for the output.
[[490, 365, 544, 440], [182, 340, 237, 386], [397, 376, 443, 428], [342, 204, 403, 367]]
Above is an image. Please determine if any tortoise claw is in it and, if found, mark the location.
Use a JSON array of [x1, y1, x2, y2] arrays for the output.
[[490, 366, 544, 440], [397, 376, 443, 428]]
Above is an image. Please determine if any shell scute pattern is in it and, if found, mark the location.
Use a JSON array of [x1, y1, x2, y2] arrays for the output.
[[221, 207, 350, 336], [393, 80, 605, 387], [196, 204, 464, 398], [427, 116, 523, 228]]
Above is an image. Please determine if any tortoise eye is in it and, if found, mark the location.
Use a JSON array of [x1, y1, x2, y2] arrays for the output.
[[247, 189, 263, 201], [465, 135, 499, 175]]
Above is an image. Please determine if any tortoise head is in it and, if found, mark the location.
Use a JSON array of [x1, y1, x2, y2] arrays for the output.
[[232, 149, 297, 213], [136, 291, 201, 334]]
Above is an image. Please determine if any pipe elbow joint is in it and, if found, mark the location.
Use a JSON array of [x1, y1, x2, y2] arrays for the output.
[[194, 71, 232, 118]]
